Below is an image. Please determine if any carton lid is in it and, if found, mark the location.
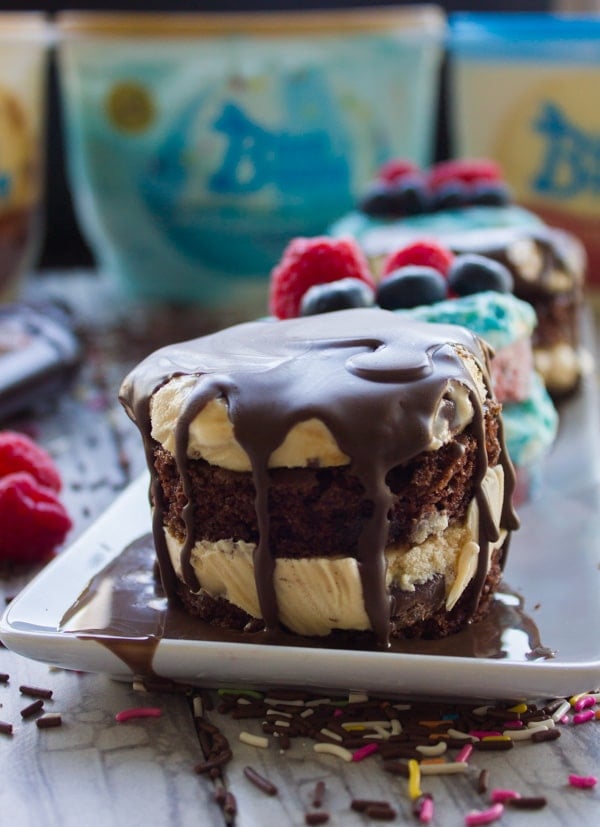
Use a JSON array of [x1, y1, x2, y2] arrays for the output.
[[449, 13, 600, 61], [56, 6, 446, 40], [0, 12, 51, 41]]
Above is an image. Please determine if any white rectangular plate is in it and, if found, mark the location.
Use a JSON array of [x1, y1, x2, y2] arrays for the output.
[[2, 365, 600, 702]]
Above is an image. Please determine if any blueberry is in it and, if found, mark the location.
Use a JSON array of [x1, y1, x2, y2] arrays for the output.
[[392, 176, 432, 216], [299, 278, 375, 316], [359, 182, 395, 217], [468, 181, 512, 207], [359, 176, 430, 218], [430, 181, 469, 212], [375, 266, 447, 310], [447, 254, 514, 296]]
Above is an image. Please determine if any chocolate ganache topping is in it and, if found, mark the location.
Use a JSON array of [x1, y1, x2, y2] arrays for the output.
[[119, 308, 518, 648]]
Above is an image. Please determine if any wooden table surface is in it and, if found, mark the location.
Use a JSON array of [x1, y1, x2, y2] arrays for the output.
[[1, 271, 599, 827]]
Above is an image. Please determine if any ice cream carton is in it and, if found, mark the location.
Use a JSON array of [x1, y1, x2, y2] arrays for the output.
[[56, 8, 445, 308], [0, 13, 51, 302], [449, 13, 600, 285]]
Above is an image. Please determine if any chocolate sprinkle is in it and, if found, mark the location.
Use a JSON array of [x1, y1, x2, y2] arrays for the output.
[[477, 769, 490, 794], [305, 813, 330, 826], [19, 685, 53, 700], [36, 713, 62, 730], [351, 799, 395, 812], [507, 796, 548, 810], [382, 760, 410, 777], [223, 791, 237, 818], [191, 699, 233, 780], [531, 727, 561, 743], [243, 765, 278, 796], [474, 739, 514, 752], [312, 780, 326, 808], [365, 803, 397, 821], [20, 698, 44, 719]]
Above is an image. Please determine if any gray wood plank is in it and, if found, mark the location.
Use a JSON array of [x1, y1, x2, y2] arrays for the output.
[[0, 655, 223, 827]]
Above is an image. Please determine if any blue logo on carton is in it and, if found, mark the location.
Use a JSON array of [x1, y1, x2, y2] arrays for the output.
[[532, 102, 600, 199], [139, 70, 352, 274], [0, 173, 10, 199], [210, 102, 349, 199]]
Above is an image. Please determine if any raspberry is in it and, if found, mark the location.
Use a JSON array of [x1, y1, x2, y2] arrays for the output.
[[0, 431, 62, 492], [376, 158, 421, 184], [382, 240, 455, 279], [0, 472, 72, 564], [269, 237, 375, 319], [427, 159, 503, 191]]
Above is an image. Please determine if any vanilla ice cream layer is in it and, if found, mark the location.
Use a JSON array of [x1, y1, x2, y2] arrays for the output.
[[150, 372, 480, 472], [164, 466, 505, 636], [534, 343, 581, 395]]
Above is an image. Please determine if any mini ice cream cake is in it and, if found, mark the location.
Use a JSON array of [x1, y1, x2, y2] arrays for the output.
[[119, 308, 518, 646], [329, 158, 587, 397]]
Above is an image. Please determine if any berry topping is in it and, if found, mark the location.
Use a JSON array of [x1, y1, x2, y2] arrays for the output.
[[376, 266, 447, 310], [382, 240, 455, 278], [429, 180, 470, 212], [469, 181, 512, 207], [359, 175, 430, 219], [269, 237, 375, 319], [448, 254, 514, 297], [300, 278, 375, 316], [357, 158, 511, 218], [428, 158, 503, 191], [0, 431, 62, 492], [376, 158, 420, 184], [0, 471, 72, 564]]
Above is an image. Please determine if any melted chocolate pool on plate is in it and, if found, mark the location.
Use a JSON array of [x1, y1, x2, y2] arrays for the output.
[[59, 534, 553, 679]]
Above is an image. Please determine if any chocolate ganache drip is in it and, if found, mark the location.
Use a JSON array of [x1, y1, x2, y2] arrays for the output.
[[119, 308, 519, 648]]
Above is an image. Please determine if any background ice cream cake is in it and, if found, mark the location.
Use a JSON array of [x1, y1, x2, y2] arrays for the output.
[[329, 158, 587, 398]]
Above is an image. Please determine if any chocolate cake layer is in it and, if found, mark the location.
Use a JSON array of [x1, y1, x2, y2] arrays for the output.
[[153, 403, 501, 557], [531, 293, 579, 352]]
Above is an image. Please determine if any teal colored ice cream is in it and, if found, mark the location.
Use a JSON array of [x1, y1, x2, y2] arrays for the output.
[[395, 289, 536, 352]]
